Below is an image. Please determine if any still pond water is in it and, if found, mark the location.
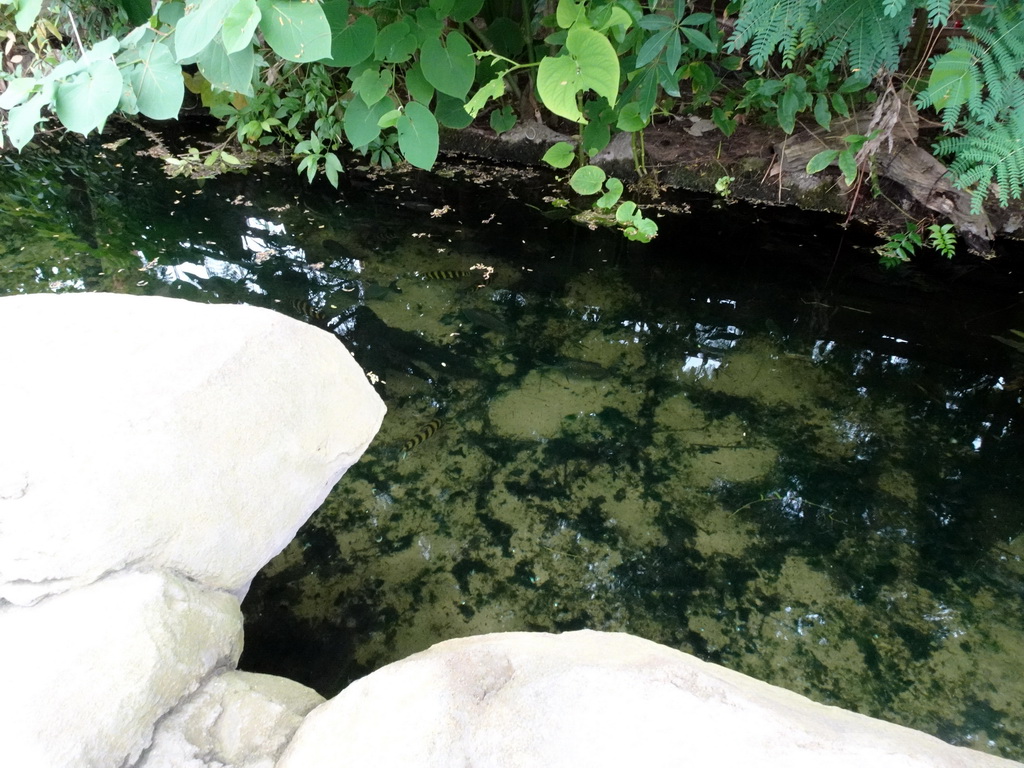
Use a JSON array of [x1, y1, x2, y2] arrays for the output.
[[2, 134, 1023, 760]]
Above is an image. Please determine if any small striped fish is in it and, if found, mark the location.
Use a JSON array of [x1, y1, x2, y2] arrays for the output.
[[418, 270, 471, 280], [402, 418, 442, 452], [292, 299, 326, 322]]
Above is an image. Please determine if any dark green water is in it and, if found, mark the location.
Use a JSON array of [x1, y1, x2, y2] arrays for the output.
[[3, 133, 1024, 760]]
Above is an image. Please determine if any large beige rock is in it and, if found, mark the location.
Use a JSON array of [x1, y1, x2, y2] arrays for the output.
[[0, 292, 386, 605], [0, 570, 242, 768], [135, 671, 324, 768], [278, 630, 1019, 768]]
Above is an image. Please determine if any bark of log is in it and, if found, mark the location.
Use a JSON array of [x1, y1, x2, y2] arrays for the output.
[[773, 93, 994, 254]]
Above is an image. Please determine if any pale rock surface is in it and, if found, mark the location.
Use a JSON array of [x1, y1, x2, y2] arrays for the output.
[[0, 292, 386, 605], [278, 630, 1020, 768], [135, 671, 324, 768], [0, 570, 242, 768]]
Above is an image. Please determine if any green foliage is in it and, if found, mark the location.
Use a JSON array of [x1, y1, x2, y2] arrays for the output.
[[257, 0, 333, 62], [934, 114, 1024, 213], [727, 0, 924, 76], [916, 5, 1024, 213], [916, 5, 1024, 130], [805, 130, 879, 185], [3, 0, 1021, 250], [729, 63, 866, 136], [875, 221, 958, 266], [420, 30, 475, 99], [927, 223, 957, 258], [542, 141, 576, 169], [569, 164, 606, 194], [876, 222, 924, 267], [537, 23, 620, 123]]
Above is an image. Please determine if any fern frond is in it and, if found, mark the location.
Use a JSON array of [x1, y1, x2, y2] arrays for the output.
[[727, 0, 814, 69], [919, 6, 1024, 127], [927, 0, 951, 27], [936, 114, 1024, 213], [882, 0, 907, 18], [806, 0, 913, 78]]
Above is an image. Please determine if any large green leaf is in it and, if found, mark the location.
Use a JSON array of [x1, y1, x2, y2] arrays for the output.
[[430, 0, 455, 15], [223, 0, 261, 54], [324, 2, 376, 67], [6, 88, 51, 150], [0, 77, 37, 110], [434, 92, 473, 128], [197, 40, 256, 95], [175, 0, 236, 60], [351, 67, 393, 106], [420, 31, 475, 100], [538, 24, 619, 123], [923, 48, 979, 127], [464, 75, 506, 118], [450, 0, 484, 23], [119, 0, 153, 26], [541, 141, 575, 169], [555, 0, 584, 29], [569, 165, 606, 195], [412, 6, 444, 44], [375, 21, 418, 63], [566, 25, 618, 105], [397, 101, 439, 170], [14, 0, 43, 32], [257, 0, 332, 62], [537, 55, 583, 122], [54, 58, 122, 135], [343, 95, 391, 148], [126, 40, 185, 120], [404, 62, 435, 105]]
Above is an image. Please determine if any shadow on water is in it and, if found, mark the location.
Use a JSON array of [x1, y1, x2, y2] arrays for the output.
[[3, 133, 1024, 761]]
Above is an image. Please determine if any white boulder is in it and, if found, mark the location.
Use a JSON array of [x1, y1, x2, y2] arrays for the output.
[[135, 671, 325, 768], [0, 292, 386, 605], [0, 570, 242, 768], [0, 292, 384, 768], [278, 630, 1018, 768]]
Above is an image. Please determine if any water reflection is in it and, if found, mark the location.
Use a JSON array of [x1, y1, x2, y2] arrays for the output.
[[2, 136, 1024, 761]]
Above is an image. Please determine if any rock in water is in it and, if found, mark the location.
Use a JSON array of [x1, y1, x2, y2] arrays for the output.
[[0, 292, 386, 606], [277, 630, 1020, 768]]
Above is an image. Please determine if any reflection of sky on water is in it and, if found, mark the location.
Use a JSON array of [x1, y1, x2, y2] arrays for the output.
[[152, 256, 255, 291], [681, 353, 722, 379], [695, 321, 742, 350]]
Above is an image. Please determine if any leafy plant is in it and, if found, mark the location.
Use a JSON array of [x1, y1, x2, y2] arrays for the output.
[[805, 130, 880, 186], [917, 4, 1024, 213], [875, 220, 957, 266], [726, 0, 930, 78], [876, 222, 924, 267], [926, 222, 957, 259]]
